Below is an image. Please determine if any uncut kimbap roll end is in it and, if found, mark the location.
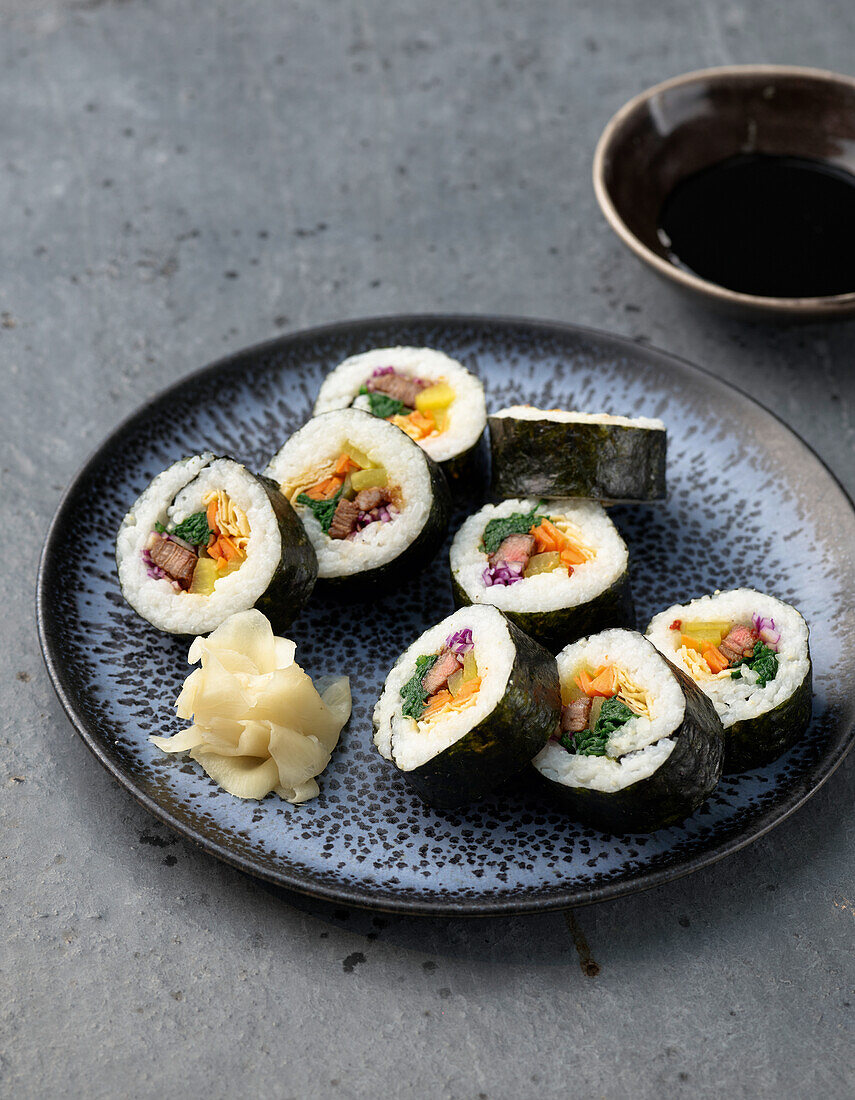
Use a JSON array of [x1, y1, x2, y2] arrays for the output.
[[264, 408, 451, 591], [488, 405, 666, 502], [533, 629, 724, 833], [373, 605, 561, 810], [116, 453, 318, 635], [450, 498, 634, 651], [646, 588, 812, 773], [313, 346, 487, 485]]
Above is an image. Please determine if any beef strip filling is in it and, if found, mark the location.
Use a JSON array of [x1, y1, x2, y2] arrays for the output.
[[149, 536, 197, 588], [328, 497, 361, 540], [561, 697, 592, 734], [370, 371, 425, 409], [489, 532, 536, 570], [719, 624, 759, 665], [354, 487, 391, 512], [421, 649, 462, 697]]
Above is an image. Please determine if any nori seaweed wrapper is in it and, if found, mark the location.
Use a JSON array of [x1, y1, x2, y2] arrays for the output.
[[536, 659, 724, 833], [488, 414, 666, 502], [390, 617, 561, 811], [253, 474, 318, 631], [723, 661, 813, 773]]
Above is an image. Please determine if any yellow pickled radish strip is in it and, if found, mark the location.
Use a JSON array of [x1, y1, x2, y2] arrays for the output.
[[446, 669, 465, 697], [432, 407, 449, 432], [343, 441, 374, 469], [415, 381, 455, 412], [351, 466, 388, 491], [681, 620, 731, 644], [188, 557, 218, 596], [524, 551, 562, 577]]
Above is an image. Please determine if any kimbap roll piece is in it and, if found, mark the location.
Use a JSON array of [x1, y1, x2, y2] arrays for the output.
[[265, 408, 451, 591], [313, 346, 487, 484], [646, 589, 812, 773], [450, 498, 634, 651], [533, 629, 724, 833], [373, 605, 561, 810], [488, 406, 666, 502], [116, 453, 317, 635]]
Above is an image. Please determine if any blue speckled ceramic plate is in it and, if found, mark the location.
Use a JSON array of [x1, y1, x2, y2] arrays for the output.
[[37, 315, 855, 915]]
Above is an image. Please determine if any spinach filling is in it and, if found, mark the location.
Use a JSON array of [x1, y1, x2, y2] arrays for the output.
[[170, 511, 213, 545], [560, 697, 636, 756], [358, 386, 412, 420], [481, 506, 550, 556], [296, 487, 343, 534], [730, 641, 779, 687], [400, 654, 439, 720]]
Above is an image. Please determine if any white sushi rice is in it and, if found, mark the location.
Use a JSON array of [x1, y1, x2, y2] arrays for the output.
[[450, 498, 628, 612], [490, 405, 665, 430], [373, 606, 516, 772], [646, 588, 809, 729], [533, 629, 683, 793], [312, 346, 486, 464], [264, 408, 434, 580], [116, 455, 283, 635]]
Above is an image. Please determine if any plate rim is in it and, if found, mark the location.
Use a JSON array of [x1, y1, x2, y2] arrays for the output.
[[37, 312, 855, 916]]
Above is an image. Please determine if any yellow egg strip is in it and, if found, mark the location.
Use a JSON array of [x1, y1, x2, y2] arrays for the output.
[[679, 645, 734, 682], [613, 666, 653, 719], [202, 489, 251, 551], [549, 515, 596, 562]]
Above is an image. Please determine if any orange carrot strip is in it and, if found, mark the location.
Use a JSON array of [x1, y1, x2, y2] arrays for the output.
[[538, 519, 566, 547], [681, 634, 706, 652], [305, 476, 344, 500], [703, 646, 729, 673], [206, 500, 219, 533], [575, 669, 594, 695], [421, 689, 453, 719], [531, 524, 556, 553], [454, 677, 482, 701], [217, 536, 239, 562], [334, 453, 360, 476], [560, 547, 587, 566], [588, 665, 618, 697], [392, 410, 435, 440]]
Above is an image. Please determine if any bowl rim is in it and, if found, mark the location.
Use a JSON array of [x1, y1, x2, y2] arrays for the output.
[[592, 63, 855, 314]]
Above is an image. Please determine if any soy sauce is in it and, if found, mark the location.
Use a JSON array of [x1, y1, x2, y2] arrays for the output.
[[657, 153, 855, 297]]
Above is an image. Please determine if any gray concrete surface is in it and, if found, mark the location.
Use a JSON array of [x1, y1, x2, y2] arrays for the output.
[[3, 1, 855, 1097]]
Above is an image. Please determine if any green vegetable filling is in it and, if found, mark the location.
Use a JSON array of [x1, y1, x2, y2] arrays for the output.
[[400, 654, 439, 721], [170, 511, 212, 545], [481, 506, 550, 556], [730, 642, 779, 687], [296, 487, 343, 534], [358, 386, 412, 420], [565, 697, 636, 757]]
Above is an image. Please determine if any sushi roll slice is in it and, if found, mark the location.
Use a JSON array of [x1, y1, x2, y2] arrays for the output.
[[449, 498, 634, 651], [116, 453, 317, 635], [373, 605, 561, 810], [488, 406, 666, 502], [312, 346, 487, 484], [264, 408, 451, 591], [646, 589, 812, 773], [533, 629, 724, 833]]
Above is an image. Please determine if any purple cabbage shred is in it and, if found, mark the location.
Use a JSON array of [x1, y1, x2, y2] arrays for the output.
[[482, 560, 525, 587], [445, 628, 474, 654], [141, 546, 166, 580]]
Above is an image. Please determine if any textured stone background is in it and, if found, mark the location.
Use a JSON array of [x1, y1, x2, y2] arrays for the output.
[[3, 1, 854, 1097]]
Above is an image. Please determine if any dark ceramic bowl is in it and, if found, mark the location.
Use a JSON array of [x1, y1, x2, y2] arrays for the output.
[[593, 65, 855, 320]]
